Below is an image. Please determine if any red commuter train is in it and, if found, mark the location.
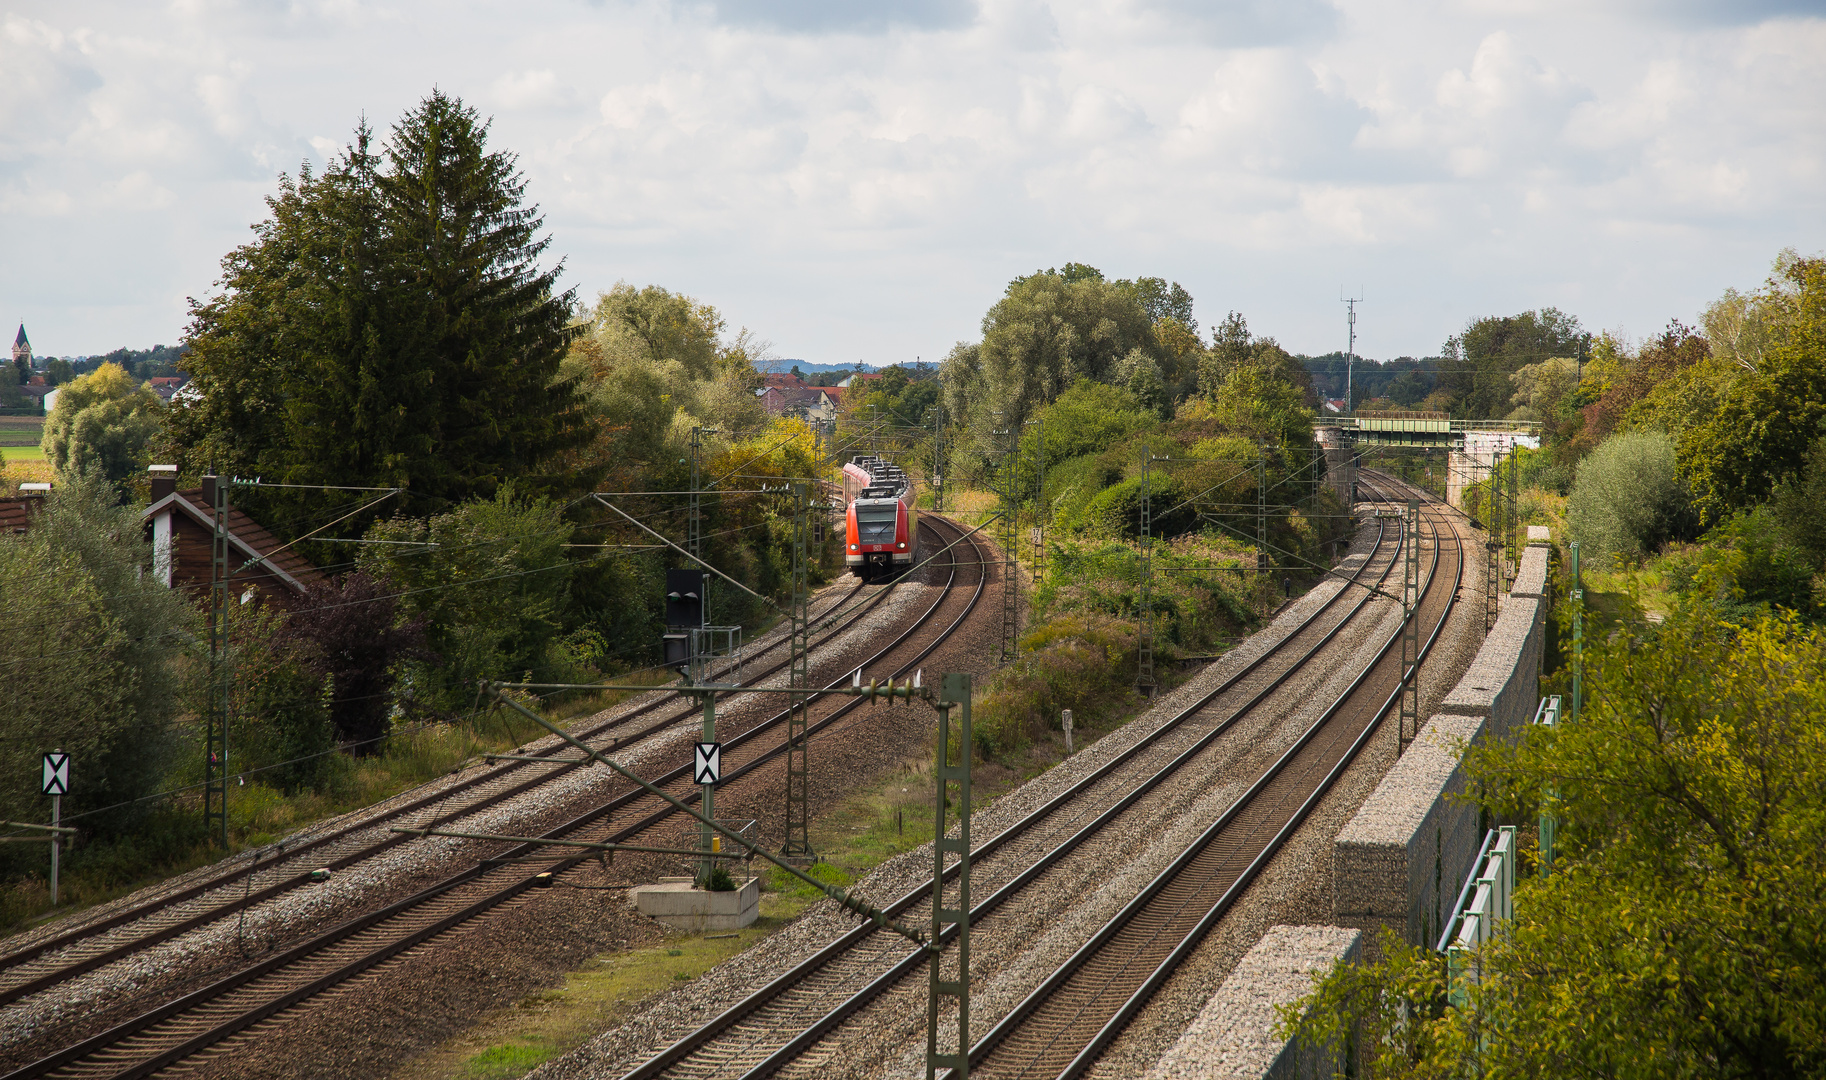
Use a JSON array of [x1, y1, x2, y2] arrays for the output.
[[842, 454, 919, 582]]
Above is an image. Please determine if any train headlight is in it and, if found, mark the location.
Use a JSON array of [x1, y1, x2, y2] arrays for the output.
[[898, 542, 906, 548], [850, 544, 858, 551]]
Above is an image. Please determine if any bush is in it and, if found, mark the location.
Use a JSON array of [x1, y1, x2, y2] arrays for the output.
[[1071, 474, 1196, 539], [1567, 430, 1694, 570], [0, 469, 196, 840], [973, 614, 1137, 756], [358, 484, 573, 712], [278, 571, 433, 751], [1665, 509, 1817, 619]]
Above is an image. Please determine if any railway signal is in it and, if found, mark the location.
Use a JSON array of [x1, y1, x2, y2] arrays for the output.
[[42, 750, 69, 906], [693, 742, 722, 785], [41, 752, 69, 796]]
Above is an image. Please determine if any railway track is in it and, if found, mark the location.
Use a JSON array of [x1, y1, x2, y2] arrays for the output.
[[1, 515, 993, 1080], [0, 561, 896, 1015], [963, 474, 1464, 1080], [607, 502, 1430, 1080]]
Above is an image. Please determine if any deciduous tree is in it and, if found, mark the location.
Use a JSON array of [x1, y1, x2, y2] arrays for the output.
[[41, 362, 163, 496]]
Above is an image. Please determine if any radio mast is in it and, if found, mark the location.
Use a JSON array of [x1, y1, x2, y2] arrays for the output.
[[1342, 293, 1363, 414]]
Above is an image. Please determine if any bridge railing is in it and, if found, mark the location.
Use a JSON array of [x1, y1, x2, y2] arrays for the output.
[[1313, 417, 1543, 434]]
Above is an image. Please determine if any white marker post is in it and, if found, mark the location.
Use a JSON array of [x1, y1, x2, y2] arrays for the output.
[[42, 750, 70, 906], [1061, 709, 1074, 755]]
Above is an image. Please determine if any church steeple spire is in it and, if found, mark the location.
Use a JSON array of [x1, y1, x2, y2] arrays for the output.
[[10, 325, 28, 370]]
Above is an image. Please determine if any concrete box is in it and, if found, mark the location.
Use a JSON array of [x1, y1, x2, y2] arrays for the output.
[[631, 877, 760, 932], [1145, 925, 1362, 1080]]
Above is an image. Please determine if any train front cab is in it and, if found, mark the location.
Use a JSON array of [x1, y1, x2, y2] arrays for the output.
[[847, 498, 915, 582]]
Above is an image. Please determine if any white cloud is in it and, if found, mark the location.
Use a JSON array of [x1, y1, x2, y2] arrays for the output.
[[0, 0, 1821, 363]]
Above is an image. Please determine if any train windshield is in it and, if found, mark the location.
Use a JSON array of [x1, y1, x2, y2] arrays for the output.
[[855, 504, 898, 544]]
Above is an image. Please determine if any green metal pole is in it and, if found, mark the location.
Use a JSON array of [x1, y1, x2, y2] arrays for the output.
[[700, 690, 715, 886], [1570, 541, 1583, 725], [927, 674, 971, 1080]]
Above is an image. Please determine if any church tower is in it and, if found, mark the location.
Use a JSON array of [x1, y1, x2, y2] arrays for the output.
[[11, 325, 29, 368]]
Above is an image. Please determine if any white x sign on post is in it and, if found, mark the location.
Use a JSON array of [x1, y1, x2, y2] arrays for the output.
[[42, 752, 70, 796], [693, 742, 722, 786]]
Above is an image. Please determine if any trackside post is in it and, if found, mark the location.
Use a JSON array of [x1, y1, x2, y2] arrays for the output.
[[928, 673, 972, 1080]]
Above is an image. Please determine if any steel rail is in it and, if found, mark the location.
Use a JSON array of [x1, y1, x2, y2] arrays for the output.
[[964, 476, 1463, 1079], [3, 517, 989, 1080], [618, 515, 1406, 1080], [0, 561, 897, 1006]]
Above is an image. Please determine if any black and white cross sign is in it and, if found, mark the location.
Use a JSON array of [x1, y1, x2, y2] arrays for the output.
[[693, 742, 722, 786], [42, 752, 70, 796]]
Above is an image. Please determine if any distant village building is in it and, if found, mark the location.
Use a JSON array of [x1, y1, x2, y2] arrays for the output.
[[0, 484, 49, 534], [755, 370, 839, 423], [146, 376, 188, 402], [838, 370, 885, 391], [11, 325, 30, 369]]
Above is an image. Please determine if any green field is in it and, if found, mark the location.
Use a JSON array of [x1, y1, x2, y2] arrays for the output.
[[2, 446, 44, 461]]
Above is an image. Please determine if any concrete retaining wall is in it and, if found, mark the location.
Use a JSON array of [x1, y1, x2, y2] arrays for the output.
[[1511, 543, 1549, 601], [1145, 925, 1361, 1080], [1332, 715, 1485, 947], [1439, 595, 1541, 741], [1332, 543, 1549, 944]]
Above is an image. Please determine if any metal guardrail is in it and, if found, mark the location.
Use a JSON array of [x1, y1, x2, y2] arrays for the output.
[[1440, 825, 1516, 1006], [1435, 695, 1561, 1005], [1535, 695, 1562, 875]]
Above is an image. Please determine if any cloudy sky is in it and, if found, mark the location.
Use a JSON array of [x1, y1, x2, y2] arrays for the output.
[[3, 0, 1823, 366]]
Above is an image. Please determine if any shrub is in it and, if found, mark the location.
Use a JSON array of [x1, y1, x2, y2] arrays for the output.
[[278, 571, 433, 751], [973, 614, 1137, 756], [358, 484, 572, 712], [0, 469, 196, 839], [1665, 509, 1817, 619], [1071, 474, 1196, 539], [1566, 430, 1694, 570]]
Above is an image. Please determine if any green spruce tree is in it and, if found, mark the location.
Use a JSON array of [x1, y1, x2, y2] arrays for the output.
[[166, 90, 593, 531]]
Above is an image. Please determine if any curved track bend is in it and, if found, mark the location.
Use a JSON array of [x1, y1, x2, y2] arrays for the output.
[[612, 505, 1424, 1080]]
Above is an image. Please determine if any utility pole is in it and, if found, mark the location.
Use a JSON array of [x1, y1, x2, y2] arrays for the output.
[[1399, 500, 1421, 755], [688, 426, 719, 624], [1342, 294, 1362, 414], [1485, 451, 1500, 635], [783, 482, 815, 862], [205, 473, 230, 849], [1026, 416, 1045, 585], [926, 674, 973, 1080], [1137, 445, 1156, 695], [1506, 445, 1520, 588], [1570, 542, 1583, 724], [995, 423, 1019, 663], [1257, 445, 1268, 613], [689, 427, 704, 565], [931, 406, 946, 514]]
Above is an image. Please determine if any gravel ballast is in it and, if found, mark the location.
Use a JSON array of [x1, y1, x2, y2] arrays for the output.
[[528, 502, 1489, 1080]]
